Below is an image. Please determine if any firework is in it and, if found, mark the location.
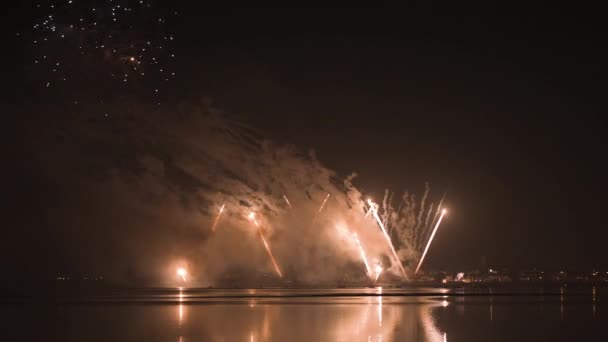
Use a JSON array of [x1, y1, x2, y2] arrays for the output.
[[415, 209, 447, 274], [426, 193, 446, 239], [353, 233, 373, 280], [248, 212, 259, 227], [311, 193, 331, 225], [336, 225, 373, 280], [210, 204, 225, 232], [176, 267, 187, 282], [282, 195, 292, 208], [365, 204, 374, 218], [258, 230, 283, 278], [424, 202, 435, 231], [318, 193, 331, 213], [248, 212, 283, 278], [368, 199, 407, 278], [30, 0, 178, 101], [374, 264, 383, 282]]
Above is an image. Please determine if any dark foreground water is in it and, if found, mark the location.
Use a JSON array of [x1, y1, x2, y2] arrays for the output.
[[1, 287, 606, 341]]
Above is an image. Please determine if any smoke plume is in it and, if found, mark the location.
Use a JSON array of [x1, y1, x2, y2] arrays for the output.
[[23, 100, 441, 286]]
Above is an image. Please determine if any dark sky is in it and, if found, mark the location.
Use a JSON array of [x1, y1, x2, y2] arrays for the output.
[[8, 3, 608, 280], [171, 5, 607, 270]]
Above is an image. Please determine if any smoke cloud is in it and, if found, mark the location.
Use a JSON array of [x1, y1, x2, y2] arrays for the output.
[[22, 100, 442, 286]]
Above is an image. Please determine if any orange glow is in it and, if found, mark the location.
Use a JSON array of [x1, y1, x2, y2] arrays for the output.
[[177, 267, 187, 282], [248, 212, 259, 227]]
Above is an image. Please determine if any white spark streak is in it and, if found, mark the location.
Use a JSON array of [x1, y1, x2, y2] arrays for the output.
[[282, 195, 292, 208], [415, 209, 447, 274], [210, 203, 225, 232], [368, 199, 407, 278], [318, 193, 331, 213]]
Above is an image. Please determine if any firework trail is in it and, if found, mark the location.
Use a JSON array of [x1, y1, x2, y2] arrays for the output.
[[282, 195, 292, 208], [336, 225, 372, 280], [258, 230, 283, 278], [248, 212, 283, 278], [389, 193, 405, 236], [424, 202, 435, 230], [422, 192, 446, 248], [368, 199, 407, 278], [366, 199, 377, 218], [415, 209, 447, 274], [353, 233, 373, 280], [416, 183, 430, 232], [318, 193, 331, 213], [430, 193, 446, 229], [210, 204, 225, 232], [374, 264, 383, 282], [365, 205, 374, 218], [381, 190, 391, 228], [312, 193, 331, 224]]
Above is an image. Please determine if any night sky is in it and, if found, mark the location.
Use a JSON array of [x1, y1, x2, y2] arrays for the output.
[[8, 3, 608, 284]]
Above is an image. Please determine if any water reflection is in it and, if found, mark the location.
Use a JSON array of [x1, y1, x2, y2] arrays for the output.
[[593, 302, 597, 320], [171, 292, 445, 341], [177, 287, 185, 327], [6, 287, 608, 341], [560, 286, 565, 321], [591, 286, 596, 320], [177, 287, 186, 342]]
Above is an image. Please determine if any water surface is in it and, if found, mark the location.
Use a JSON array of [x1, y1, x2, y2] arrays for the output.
[[1, 287, 605, 341]]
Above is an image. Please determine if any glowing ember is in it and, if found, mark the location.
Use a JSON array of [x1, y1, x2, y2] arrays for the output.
[[368, 199, 407, 278], [248, 212, 260, 226], [176, 267, 187, 282], [374, 264, 383, 282], [415, 209, 447, 274]]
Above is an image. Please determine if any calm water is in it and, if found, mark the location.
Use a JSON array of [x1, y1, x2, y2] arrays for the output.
[[1, 287, 605, 341]]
